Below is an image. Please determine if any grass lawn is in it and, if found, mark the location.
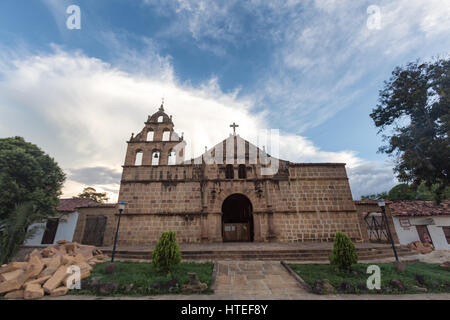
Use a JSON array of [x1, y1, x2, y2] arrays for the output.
[[72, 261, 214, 296], [290, 262, 450, 294]]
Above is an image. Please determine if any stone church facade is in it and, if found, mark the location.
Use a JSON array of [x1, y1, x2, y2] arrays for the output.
[[74, 104, 364, 246]]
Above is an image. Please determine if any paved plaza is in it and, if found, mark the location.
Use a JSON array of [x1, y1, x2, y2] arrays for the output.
[[214, 261, 306, 297]]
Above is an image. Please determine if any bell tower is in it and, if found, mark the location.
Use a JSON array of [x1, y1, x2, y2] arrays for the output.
[[124, 102, 185, 166]]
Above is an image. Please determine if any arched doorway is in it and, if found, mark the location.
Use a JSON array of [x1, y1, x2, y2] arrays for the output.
[[222, 194, 254, 242]]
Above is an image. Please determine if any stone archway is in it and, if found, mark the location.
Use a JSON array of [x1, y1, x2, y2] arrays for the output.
[[221, 194, 254, 242]]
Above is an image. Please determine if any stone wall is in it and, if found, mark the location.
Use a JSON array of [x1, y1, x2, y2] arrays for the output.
[[73, 206, 116, 247], [270, 165, 356, 213], [75, 161, 366, 245], [113, 214, 203, 246], [119, 179, 203, 214]]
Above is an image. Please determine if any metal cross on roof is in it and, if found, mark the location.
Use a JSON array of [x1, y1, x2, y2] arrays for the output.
[[230, 122, 239, 135]]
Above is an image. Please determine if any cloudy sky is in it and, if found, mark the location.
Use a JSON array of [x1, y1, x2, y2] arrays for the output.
[[0, 0, 449, 201]]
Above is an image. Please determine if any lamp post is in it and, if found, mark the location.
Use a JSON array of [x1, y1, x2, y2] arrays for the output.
[[107, 201, 127, 273], [377, 199, 399, 262]]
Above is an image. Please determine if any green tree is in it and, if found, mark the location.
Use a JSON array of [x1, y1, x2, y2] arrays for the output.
[[424, 183, 450, 200], [0, 137, 65, 262], [388, 182, 450, 201], [415, 182, 434, 200], [73, 187, 109, 203], [387, 184, 416, 201], [370, 58, 450, 204], [329, 232, 358, 271], [152, 231, 181, 274]]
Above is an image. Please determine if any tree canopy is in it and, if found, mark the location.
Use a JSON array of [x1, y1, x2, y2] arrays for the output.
[[370, 58, 450, 203], [0, 137, 65, 221], [0, 137, 65, 263], [360, 182, 450, 201], [73, 187, 109, 203]]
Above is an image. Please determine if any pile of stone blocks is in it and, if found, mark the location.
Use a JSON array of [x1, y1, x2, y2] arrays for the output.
[[0, 240, 108, 299], [407, 241, 434, 254]]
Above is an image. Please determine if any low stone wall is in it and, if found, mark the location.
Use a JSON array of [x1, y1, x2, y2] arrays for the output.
[[73, 207, 116, 247]]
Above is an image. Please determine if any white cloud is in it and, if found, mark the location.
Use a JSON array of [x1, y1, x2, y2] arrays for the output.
[[278, 134, 362, 168], [7, 0, 447, 200], [347, 162, 398, 199], [0, 48, 379, 200], [143, 0, 450, 132]]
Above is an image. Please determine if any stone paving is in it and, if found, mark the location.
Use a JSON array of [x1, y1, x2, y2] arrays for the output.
[[214, 261, 307, 297], [43, 293, 450, 300]]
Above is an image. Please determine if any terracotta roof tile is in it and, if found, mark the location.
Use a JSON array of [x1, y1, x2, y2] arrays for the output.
[[57, 198, 98, 212], [388, 201, 450, 217], [80, 202, 117, 208]]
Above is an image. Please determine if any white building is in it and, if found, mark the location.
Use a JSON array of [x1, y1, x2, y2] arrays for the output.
[[390, 201, 450, 250], [25, 198, 96, 246]]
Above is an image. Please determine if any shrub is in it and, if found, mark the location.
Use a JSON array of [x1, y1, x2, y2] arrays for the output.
[[152, 231, 181, 273], [329, 232, 358, 270]]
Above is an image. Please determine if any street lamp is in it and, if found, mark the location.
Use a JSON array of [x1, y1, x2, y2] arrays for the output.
[[107, 201, 127, 273], [377, 199, 399, 262]]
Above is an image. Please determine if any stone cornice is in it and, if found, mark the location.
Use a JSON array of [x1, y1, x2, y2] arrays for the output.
[[120, 177, 349, 184]]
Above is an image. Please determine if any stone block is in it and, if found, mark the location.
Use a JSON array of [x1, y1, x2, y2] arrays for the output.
[[62, 255, 76, 265], [39, 267, 57, 277], [0, 262, 27, 274], [43, 265, 70, 294], [26, 249, 42, 261], [24, 275, 52, 288], [50, 286, 69, 297], [24, 255, 45, 280], [45, 255, 62, 269], [41, 247, 58, 258], [0, 278, 24, 294], [24, 285, 44, 302], [4, 289, 24, 299], [0, 269, 25, 282]]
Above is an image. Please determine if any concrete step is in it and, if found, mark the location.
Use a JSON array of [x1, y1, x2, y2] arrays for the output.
[[105, 247, 415, 261], [103, 247, 411, 256]]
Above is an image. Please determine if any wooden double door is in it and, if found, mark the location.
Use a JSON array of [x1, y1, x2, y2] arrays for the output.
[[82, 215, 107, 246], [223, 222, 251, 242], [222, 194, 254, 242]]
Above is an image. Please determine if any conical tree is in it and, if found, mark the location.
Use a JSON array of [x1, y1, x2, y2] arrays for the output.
[[329, 231, 358, 270], [152, 231, 181, 273]]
